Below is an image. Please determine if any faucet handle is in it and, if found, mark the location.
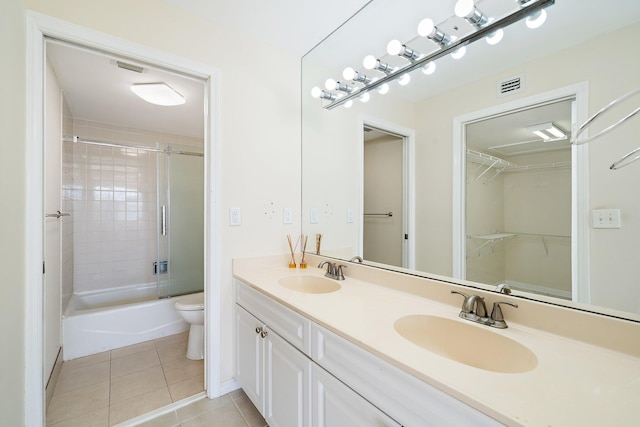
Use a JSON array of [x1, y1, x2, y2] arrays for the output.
[[336, 264, 347, 280], [450, 290, 470, 301], [490, 301, 518, 328]]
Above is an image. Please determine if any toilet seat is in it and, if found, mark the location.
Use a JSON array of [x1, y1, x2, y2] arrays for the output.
[[174, 292, 204, 311]]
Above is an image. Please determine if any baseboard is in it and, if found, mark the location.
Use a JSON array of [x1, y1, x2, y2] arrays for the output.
[[219, 378, 241, 396], [45, 347, 64, 409]]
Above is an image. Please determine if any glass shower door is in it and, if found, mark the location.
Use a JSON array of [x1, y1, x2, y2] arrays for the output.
[[157, 145, 204, 298]]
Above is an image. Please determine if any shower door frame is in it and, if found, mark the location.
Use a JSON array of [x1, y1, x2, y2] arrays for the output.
[[25, 12, 221, 426]]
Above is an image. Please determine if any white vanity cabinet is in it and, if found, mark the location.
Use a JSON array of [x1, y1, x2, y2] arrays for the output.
[[236, 305, 311, 427], [235, 279, 499, 427]]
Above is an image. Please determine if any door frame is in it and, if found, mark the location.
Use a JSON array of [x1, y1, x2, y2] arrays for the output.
[[452, 82, 590, 303], [25, 12, 222, 425], [359, 116, 415, 269]]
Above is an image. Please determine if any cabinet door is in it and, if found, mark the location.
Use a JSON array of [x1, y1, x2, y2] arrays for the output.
[[236, 305, 265, 415], [265, 328, 311, 427], [312, 364, 401, 427]]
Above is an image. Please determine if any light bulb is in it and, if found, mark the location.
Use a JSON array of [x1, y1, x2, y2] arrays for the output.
[[398, 73, 411, 86], [343, 67, 356, 81], [422, 62, 436, 75], [387, 39, 403, 56], [324, 79, 337, 90], [526, 9, 547, 29], [450, 37, 466, 59], [344, 100, 353, 108], [417, 18, 435, 37], [454, 0, 475, 18], [378, 84, 389, 95], [486, 28, 504, 45], [363, 55, 378, 70], [311, 87, 322, 98], [359, 92, 370, 103]]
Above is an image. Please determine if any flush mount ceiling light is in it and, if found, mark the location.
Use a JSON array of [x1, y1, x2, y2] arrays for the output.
[[527, 122, 567, 141], [130, 83, 185, 106]]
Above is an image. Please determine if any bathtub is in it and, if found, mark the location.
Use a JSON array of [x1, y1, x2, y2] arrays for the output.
[[62, 284, 190, 360]]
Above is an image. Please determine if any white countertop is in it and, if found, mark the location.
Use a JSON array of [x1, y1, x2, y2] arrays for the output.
[[233, 259, 640, 426]]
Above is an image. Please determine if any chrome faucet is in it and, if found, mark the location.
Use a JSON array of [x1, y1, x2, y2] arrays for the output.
[[451, 290, 518, 329], [495, 283, 512, 295], [350, 256, 363, 263], [318, 261, 347, 280]]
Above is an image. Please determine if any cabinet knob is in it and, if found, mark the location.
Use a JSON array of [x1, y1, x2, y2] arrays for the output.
[[255, 326, 263, 334], [260, 330, 269, 338]]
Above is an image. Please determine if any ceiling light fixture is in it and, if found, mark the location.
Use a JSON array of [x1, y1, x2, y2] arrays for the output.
[[130, 83, 185, 106], [527, 122, 567, 141]]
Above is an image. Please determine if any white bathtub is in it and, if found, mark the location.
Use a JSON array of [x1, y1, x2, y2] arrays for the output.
[[62, 284, 190, 360]]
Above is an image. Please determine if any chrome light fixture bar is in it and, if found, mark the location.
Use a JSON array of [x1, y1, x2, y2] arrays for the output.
[[324, 0, 555, 110]]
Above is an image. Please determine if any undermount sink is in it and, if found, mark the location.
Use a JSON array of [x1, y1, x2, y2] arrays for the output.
[[278, 275, 341, 294], [394, 314, 537, 373]]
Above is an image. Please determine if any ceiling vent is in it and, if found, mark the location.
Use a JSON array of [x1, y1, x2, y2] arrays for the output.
[[115, 60, 144, 73], [497, 73, 525, 97]]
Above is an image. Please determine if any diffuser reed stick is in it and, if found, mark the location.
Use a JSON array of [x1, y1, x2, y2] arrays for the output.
[[287, 234, 300, 268], [315, 233, 323, 255], [299, 234, 308, 269]]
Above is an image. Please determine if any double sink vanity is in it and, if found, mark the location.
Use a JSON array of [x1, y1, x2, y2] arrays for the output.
[[233, 254, 640, 426]]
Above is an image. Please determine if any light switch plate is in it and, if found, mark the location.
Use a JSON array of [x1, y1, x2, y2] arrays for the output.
[[283, 207, 293, 224], [347, 208, 354, 223], [310, 207, 319, 224], [592, 209, 621, 229]]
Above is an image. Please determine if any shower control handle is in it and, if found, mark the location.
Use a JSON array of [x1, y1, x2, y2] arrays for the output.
[[255, 326, 263, 334]]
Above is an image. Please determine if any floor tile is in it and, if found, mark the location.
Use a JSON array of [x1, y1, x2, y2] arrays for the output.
[[111, 340, 156, 360], [176, 394, 233, 422], [168, 375, 205, 402], [155, 335, 188, 364], [135, 410, 180, 427], [233, 395, 266, 427], [47, 381, 110, 425], [110, 365, 168, 404], [161, 357, 204, 386], [54, 360, 110, 395], [180, 399, 247, 427], [111, 348, 160, 379], [109, 387, 173, 426], [47, 406, 109, 427], [61, 351, 110, 373]]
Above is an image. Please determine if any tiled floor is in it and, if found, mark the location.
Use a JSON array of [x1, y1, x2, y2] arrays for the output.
[[46, 332, 208, 426]]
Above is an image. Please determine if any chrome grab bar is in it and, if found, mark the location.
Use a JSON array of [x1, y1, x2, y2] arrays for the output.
[[45, 210, 70, 219], [161, 205, 167, 236], [364, 212, 393, 217]]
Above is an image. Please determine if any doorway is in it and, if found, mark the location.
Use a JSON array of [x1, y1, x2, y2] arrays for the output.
[[452, 83, 590, 303], [26, 13, 220, 426], [361, 122, 414, 269]]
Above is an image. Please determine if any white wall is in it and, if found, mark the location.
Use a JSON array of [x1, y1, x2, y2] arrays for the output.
[[0, 1, 302, 423], [0, 1, 27, 425]]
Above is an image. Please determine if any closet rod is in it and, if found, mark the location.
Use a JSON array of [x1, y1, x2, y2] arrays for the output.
[[62, 136, 204, 157]]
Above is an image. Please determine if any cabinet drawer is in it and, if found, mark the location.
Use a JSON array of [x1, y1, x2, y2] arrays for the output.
[[311, 323, 502, 426], [236, 279, 311, 355]]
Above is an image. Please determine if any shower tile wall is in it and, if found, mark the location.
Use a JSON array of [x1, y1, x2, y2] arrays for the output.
[[65, 119, 202, 295]]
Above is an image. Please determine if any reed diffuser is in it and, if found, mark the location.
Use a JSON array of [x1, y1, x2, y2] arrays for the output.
[[299, 234, 308, 269], [286, 234, 299, 268]]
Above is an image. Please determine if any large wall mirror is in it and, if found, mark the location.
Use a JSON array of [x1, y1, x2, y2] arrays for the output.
[[301, 0, 640, 321]]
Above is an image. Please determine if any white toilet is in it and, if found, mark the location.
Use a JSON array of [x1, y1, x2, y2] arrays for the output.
[[174, 292, 205, 360]]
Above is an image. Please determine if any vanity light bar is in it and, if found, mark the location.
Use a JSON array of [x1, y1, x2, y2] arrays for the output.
[[323, 0, 555, 110]]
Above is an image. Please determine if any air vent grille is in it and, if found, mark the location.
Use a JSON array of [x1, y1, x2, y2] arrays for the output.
[[497, 74, 525, 97]]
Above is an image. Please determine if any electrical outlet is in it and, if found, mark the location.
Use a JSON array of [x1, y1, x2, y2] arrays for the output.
[[229, 207, 242, 226], [283, 207, 293, 224], [592, 209, 621, 229]]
